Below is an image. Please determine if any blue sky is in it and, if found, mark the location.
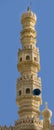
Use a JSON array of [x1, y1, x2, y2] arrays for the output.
[[0, 0, 54, 126]]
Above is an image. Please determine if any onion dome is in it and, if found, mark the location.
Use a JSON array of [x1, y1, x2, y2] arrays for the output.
[[42, 102, 52, 119], [21, 7, 37, 26]]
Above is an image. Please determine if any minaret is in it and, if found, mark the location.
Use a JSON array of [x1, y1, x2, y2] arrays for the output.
[[42, 102, 52, 129], [15, 7, 43, 129]]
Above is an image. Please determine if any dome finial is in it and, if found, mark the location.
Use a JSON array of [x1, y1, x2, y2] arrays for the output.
[[27, 6, 30, 11], [27, 1, 32, 11]]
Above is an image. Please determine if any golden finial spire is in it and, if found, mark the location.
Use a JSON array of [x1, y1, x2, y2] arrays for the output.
[[27, 6, 30, 11], [27, 1, 32, 11]]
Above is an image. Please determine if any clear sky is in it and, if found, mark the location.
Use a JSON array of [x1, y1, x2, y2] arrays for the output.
[[0, 0, 54, 126]]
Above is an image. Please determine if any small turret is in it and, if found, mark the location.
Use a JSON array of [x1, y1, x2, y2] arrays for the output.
[[42, 102, 52, 129]]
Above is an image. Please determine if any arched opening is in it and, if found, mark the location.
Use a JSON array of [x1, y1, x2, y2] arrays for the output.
[[19, 90, 21, 96], [26, 55, 30, 60], [26, 88, 30, 94], [34, 57, 36, 61], [20, 57, 22, 62]]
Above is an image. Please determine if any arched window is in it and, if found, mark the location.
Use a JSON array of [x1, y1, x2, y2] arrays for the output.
[[19, 90, 21, 96], [26, 88, 30, 94], [26, 55, 30, 60], [20, 57, 22, 62], [34, 57, 36, 61]]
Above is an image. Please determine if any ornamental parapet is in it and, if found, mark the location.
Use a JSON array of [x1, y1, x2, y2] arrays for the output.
[[16, 77, 42, 93], [0, 126, 15, 130], [15, 117, 43, 129], [18, 47, 39, 53], [21, 32, 36, 40], [21, 29, 36, 39], [17, 76, 41, 81], [21, 27, 36, 35], [0, 126, 8, 130], [21, 37, 36, 44]]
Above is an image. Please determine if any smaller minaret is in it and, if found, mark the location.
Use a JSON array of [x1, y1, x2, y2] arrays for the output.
[[42, 102, 52, 129]]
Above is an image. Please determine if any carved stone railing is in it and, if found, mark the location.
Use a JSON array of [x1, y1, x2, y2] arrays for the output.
[[0, 126, 15, 130], [15, 117, 43, 129]]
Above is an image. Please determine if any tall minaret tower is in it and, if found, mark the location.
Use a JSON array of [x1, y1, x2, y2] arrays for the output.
[[16, 7, 43, 129]]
